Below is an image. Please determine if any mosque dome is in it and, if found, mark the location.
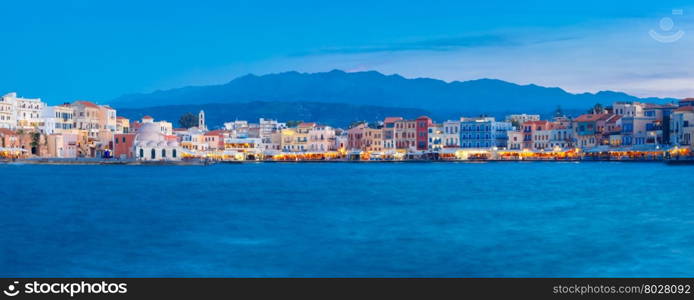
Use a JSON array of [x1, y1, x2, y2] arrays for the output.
[[134, 123, 180, 147], [135, 123, 165, 143]]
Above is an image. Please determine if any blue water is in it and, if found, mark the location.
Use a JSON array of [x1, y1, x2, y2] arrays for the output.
[[1, 162, 693, 277]]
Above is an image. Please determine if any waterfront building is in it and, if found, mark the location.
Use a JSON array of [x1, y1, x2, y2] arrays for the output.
[[0, 92, 46, 130], [114, 133, 136, 159], [612, 101, 644, 117], [41, 104, 74, 134], [507, 130, 524, 150], [256, 118, 284, 152], [506, 114, 540, 126], [203, 130, 226, 151], [308, 125, 336, 152], [71, 101, 103, 139], [520, 120, 550, 150], [442, 120, 460, 148], [620, 115, 652, 146], [98, 105, 117, 134], [382, 117, 402, 151], [363, 127, 383, 152], [415, 116, 432, 150], [573, 113, 620, 148], [224, 137, 263, 159], [0, 96, 13, 129], [394, 119, 416, 150], [670, 106, 694, 146], [679, 98, 694, 108], [0, 128, 19, 148], [280, 122, 317, 152], [133, 122, 182, 161], [46, 133, 78, 158], [427, 123, 443, 151], [175, 127, 208, 151], [116, 116, 130, 134], [259, 118, 285, 135], [460, 117, 512, 149], [347, 122, 367, 151], [334, 129, 348, 151], [531, 123, 574, 150], [644, 103, 677, 145]]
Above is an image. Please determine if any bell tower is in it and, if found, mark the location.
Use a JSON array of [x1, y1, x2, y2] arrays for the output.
[[198, 110, 206, 131]]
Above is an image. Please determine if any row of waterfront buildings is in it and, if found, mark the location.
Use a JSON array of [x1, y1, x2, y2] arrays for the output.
[[1, 91, 693, 161]]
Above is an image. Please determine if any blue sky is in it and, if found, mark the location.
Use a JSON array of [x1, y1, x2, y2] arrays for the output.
[[2, 0, 694, 104]]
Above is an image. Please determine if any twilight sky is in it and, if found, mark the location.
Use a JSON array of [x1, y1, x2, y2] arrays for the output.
[[2, 0, 694, 104]]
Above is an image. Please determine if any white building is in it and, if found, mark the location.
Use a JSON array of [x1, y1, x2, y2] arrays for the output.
[[506, 114, 540, 125], [442, 120, 460, 148], [671, 107, 694, 146], [308, 125, 336, 152], [428, 123, 444, 150], [134, 123, 182, 161], [612, 102, 645, 117], [41, 105, 75, 134], [0, 92, 46, 130], [507, 131, 524, 150]]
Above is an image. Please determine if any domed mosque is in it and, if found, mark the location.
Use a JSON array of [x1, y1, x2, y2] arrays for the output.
[[134, 122, 183, 161]]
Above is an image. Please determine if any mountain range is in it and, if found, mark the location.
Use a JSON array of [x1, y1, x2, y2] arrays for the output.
[[112, 70, 678, 127]]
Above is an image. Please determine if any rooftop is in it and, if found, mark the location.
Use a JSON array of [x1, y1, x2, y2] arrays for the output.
[[574, 113, 615, 122], [74, 100, 99, 108]]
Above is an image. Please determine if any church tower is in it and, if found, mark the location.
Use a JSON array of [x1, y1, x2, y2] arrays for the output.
[[198, 110, 207, 131]]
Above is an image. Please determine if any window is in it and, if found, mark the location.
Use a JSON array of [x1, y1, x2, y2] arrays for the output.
[[151, 149, 156, 159], [162, 149, 166, 158], [139, 148, 144, 158]]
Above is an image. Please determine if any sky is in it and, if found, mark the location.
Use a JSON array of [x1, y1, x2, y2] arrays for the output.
[[2, 0, 694, 105]]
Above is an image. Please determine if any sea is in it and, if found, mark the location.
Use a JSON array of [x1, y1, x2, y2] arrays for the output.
[[1, 162, 693, 277]]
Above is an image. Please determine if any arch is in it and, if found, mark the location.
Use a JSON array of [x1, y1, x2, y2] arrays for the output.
[[139, 148, 144, 158], [173, 149, 177, 158], [162, 149, 166, 158], [151, 148, 156, 159]]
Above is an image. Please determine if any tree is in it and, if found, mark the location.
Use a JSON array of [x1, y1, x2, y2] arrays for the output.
[[349, 121, 366, 128], [285, 120, 303, 128], [30, 132, 41, 155], [588, 103, 604, 114], [179, 113, 198, 129]]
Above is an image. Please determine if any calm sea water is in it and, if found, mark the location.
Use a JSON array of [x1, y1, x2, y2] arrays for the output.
[[1, 162, 693, 277]]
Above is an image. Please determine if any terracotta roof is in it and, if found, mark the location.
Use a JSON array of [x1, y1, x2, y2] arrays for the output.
[[297, 122, 316, 128], [383, 117, 403, 123], [74, 101, 99, 108], [0, 128, 16, 135], [116, 116, 128, 120], [675, 106, 694, 113], [605, 115, 622, 124], [574, 114, 614, 122], [645, 103, 677, 109], [142, 115, 153, 120], [204, 130, 225, 136], [523, 120, 550, 126]]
